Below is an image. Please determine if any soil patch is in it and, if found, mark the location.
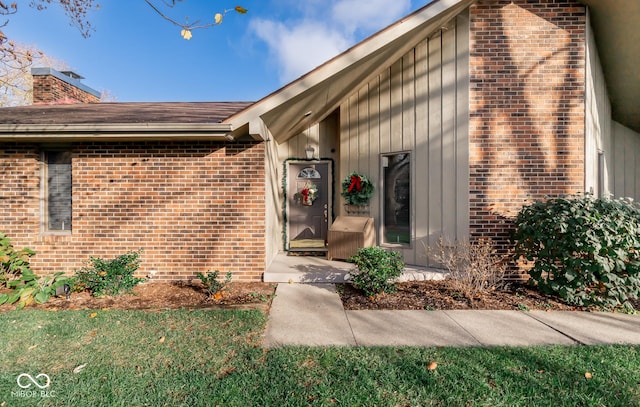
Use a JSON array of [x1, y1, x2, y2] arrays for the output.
[[339, 279, 640, 312], [3, 279, 637, 313], [0, 281, 277, 312]]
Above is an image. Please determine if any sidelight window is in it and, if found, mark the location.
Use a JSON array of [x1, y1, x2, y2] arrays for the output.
[[382, 153, 410, 245]]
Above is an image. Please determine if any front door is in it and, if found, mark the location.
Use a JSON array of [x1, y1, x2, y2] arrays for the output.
[[286, 161, 332, 251]]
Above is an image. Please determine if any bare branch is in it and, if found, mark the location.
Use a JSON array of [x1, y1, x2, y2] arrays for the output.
[[143, 0, 187, 28], [0, 43, 70, 106], [0, 2, 18, 15], [142, 1, 247, 34], [29, 0, 99, 38]]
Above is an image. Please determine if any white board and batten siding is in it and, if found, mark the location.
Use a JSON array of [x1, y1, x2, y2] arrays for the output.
[[612, 122, 640, 201], [339, 12, 470, 267], [585, 10, 640, 202], [584, 11, 612, 199]]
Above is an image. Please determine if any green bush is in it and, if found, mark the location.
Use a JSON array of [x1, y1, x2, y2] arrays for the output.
[[513, 194, 640, 309], [349, 246, 405, 296], [75, 250, 146, 296], [0, 232, 71, 309], [0, 232, 35, 287], [196, 270, 232, 297], [0, 270, 71, 309]]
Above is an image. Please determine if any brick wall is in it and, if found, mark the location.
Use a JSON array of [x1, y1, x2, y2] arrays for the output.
[[32, 73, 100, 104], [0, 141, 266, 282], [469, 0, 586, 250]]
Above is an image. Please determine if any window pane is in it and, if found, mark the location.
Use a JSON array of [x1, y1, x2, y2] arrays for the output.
[[383, 153, 410, 244], [47, 151, 72, 231]]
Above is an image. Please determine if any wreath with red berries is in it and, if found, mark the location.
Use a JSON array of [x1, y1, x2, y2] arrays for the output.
[[341, 171, 374, 205]]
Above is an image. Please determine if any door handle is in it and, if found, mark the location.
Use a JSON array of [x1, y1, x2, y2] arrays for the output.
[[324, 203, 328, 223]]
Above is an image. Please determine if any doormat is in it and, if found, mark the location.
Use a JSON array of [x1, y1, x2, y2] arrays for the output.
[[289, 239, 326, 249], [287, 251, 327, 257]]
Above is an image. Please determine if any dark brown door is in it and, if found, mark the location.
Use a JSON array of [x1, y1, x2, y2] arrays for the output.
[[287, 162, 331, 250]]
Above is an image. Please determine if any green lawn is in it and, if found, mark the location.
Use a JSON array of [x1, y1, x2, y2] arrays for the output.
[[1, 309, 639, 406], [383, 230, 411, 245]]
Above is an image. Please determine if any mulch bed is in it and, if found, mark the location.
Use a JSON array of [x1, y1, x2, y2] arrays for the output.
[[0, 281, 277, 312], [2, 278, 637, 313], [338, 279, 639, 311]]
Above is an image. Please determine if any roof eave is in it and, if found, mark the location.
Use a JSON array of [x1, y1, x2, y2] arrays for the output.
[[0, 123, 238, 142]]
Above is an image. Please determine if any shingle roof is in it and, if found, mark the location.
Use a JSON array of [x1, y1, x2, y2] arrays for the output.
[[0, 102, 253, 125]]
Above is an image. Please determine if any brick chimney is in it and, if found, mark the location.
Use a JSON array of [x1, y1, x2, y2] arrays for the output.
[[31, 67, 101, 104]]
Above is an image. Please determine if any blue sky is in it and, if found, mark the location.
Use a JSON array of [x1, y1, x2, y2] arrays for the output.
[[5, 1, 429, 102]]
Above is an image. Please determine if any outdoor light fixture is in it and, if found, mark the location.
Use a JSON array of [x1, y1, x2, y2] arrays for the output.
[[305, 145, 315, 159], [224, 134, 235, 142], [303, 109, 314, 159]]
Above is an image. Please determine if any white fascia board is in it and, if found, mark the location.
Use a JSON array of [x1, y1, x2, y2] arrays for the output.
[[248, 117, 271, 141]]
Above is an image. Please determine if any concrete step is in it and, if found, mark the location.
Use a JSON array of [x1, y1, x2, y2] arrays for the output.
[[264, 253, 447, 283]]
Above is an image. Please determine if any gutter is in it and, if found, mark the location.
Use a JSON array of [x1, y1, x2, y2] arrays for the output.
[[0, 123, 236, 142]]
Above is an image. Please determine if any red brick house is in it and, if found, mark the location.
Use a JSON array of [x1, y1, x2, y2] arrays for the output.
[[1, 0, 638, 282]]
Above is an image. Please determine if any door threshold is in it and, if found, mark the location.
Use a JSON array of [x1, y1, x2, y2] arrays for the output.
[[287, 249, 328, 257]]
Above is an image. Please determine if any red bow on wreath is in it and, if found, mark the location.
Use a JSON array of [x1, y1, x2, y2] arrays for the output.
[[348, 175, 362, 193], [301, 188, 310, 199]]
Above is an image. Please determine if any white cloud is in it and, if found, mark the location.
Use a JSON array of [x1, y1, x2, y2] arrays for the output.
[[331, 0, 412, 34], [251, 0, 414, 84], [251, 19, 351, 83]]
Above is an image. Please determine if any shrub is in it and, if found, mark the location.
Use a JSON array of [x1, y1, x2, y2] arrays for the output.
[[513, 194, 640, 309], [196, 270, 232, 297], [0, 233, 68, 309], [0, 233, 71, 308], [349, 246, 405, 296], [0, 270, 71, 309], [428, 237, 506, 299], [75, 250, 146, 296], [0, 232, 35, 287]]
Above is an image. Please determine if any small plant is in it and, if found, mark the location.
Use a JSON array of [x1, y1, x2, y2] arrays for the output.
[[513, 194, 640, 310], [248, 291, 274, 303], [75, 250, 145, 296], [349, 246, 405, 296], [0, 232, 36, 287], [196, 270, 232, 298], [0, 269, 71, 309], [0, 232, 71, 309], [427, 237, 506, 299]]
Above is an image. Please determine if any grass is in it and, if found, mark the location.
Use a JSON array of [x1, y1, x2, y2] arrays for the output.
[[383, 230, 411, 245], [1, 309, 639, 406]]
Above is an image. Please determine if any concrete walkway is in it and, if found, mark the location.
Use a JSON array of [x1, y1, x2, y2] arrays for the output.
[[263, 252, 446, 283], [263, 283, 640, 348]]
